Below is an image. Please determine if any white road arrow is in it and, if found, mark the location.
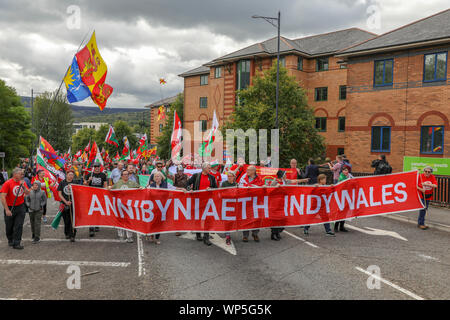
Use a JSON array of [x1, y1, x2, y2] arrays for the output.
[[180, 233, 237, 255], [345, 224, 408, 241]]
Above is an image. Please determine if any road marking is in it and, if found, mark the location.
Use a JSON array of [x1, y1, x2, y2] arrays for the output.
[[284, 231, 320, 248], [7, 238, 126, 243], [355, 266, 424, 300], [418, 254, 440, 262], [0, 259, 130, 267], [137, 234, 146, 277], [180, 233, 237, 255], [346, 224, 408, 241]]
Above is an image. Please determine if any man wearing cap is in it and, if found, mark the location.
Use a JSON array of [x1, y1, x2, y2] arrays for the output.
[[0, 168, 30, 249], [84, 163, 107, 237]]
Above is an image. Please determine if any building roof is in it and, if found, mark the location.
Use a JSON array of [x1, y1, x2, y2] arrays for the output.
[[203, 28, 375, 67], [178, 65, 210, 77], [144, 94, 179, 109], [338, 9, 450, 57]]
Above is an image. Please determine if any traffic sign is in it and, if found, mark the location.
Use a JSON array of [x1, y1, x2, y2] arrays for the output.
[[0, 152, 5, 158]]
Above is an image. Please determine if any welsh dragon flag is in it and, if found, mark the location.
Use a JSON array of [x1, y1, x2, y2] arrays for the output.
[[105, 125, 119, 147], [137, 134, 148, 154], [171, 111, 182, 161], [122, 136, 130, 157], [86, 141, 104, 169], [198, 110, 219, 157]]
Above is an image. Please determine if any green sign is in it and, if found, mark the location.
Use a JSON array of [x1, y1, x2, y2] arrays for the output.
[[403, 156, 450, 176]]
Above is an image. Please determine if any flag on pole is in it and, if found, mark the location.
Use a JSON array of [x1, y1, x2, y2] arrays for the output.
[[171, 110, 182, 161], [84, 140, 91, 153], [122, 136, 130, 156], [198, 110, 219, 157], [39, 136, 56, 153], [75, 31, 113, 110], [105, 125, 119, 147], [64, 56, 92, 103]]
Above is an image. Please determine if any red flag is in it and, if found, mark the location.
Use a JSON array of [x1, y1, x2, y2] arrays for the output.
[[171, 111, 182, 161]]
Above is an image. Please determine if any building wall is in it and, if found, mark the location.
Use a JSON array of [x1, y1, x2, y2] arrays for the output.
[[346, 45, 450, 172]]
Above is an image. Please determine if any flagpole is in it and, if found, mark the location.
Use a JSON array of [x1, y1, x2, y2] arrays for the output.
[[10, 30, 92, 215]]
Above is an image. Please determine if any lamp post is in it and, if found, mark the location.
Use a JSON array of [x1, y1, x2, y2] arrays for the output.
[[252, 10, 280, 129]]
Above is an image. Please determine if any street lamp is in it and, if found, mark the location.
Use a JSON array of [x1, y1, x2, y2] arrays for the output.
[[252, 11, 280, 129]]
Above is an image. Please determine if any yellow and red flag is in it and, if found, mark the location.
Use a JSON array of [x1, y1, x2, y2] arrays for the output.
[[159, 78, 166, 85], [76, 31, 113, 110], [157, 106, 166, 120]]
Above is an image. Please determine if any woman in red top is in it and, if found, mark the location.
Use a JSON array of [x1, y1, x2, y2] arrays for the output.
[[417, 166, 438, 230]]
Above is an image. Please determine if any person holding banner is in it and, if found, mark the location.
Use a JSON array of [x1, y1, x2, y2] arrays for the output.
[[285, 159, 309, 185], [239, 166, 263, 242], [84, 163, 107, 237], [220, 171, 238, 245], [334, 165, 353, 233], [303, 174, 335, 236], [0, 168, 30, 249], [186, 162, 218, 246], [417, 166, 437, 230], [110, 170, 141, 242], [58, 170, 79, 242], [268, 170, 288, 240]]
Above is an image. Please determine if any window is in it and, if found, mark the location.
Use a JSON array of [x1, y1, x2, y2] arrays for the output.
[[297, 57, 303, 71], [337, 148, 345, 155], [316, 57, 329, 71], [159, 124, 163, 132], [421, 126, 444, 154], [315, 87, 328, 101], [339, 85, 347, 100], [338, 117, 345, 132], [371, 126, 391, 152], [236, 60, 251, 91], [200, 120, 207, 132], [214, 67, 222, 78], [423, 52, 447, 82], [200, 74, 208, 85], [340, 64, 347, 69], [199, 97, 207, 108], [315, 117, 327, 132], [374, 59, 393, 86]]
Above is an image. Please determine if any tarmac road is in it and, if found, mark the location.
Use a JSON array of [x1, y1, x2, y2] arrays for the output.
[[0, 198, 449, 300]]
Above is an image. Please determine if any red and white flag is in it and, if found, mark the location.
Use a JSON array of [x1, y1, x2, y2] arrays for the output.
[[171, 111, 182, 161]]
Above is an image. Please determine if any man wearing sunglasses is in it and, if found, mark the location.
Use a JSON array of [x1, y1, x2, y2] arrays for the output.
[[417, 166, 437, 230]]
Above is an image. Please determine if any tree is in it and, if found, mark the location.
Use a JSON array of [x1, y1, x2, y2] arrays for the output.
[[71, 127, 97, 152], [223, 64, 325, 168], [32, 91, 73, 152], [156, 93, 184, 159], [0, 79, 35, 169]]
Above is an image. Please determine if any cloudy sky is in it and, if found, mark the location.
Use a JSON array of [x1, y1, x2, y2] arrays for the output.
[[0, 0, 448, 109]]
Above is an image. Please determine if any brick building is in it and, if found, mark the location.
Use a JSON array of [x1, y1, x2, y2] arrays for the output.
[[179, 9, 450, 172], [145, 94, 178, 145], [338, 9, 450, 172]]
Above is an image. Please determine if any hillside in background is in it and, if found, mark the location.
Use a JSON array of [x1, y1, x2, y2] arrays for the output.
[[21, 96, 150, 126]]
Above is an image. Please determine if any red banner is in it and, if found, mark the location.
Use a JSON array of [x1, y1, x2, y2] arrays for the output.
[[71, 171, 423, 235]]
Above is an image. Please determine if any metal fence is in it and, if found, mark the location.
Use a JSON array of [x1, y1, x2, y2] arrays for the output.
[[352, 172, 450, 208]]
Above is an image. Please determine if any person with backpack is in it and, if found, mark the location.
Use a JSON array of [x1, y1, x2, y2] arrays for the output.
[[371, 155, 392, 175]]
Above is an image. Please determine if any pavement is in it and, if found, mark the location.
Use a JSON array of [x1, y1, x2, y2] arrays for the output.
[[383, 206, 450, 233], [0, 198, 449, 300]]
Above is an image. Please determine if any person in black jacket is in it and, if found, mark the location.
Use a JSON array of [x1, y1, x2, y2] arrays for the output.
[[185, 162, 217, 246], [304, 158, 321, 184], [371, 155, 392, 175]]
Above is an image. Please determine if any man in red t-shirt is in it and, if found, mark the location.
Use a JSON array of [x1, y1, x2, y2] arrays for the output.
[[0, 168, 30, 249], [417, 166, 438, 230], [186, 162, 218, 246]]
